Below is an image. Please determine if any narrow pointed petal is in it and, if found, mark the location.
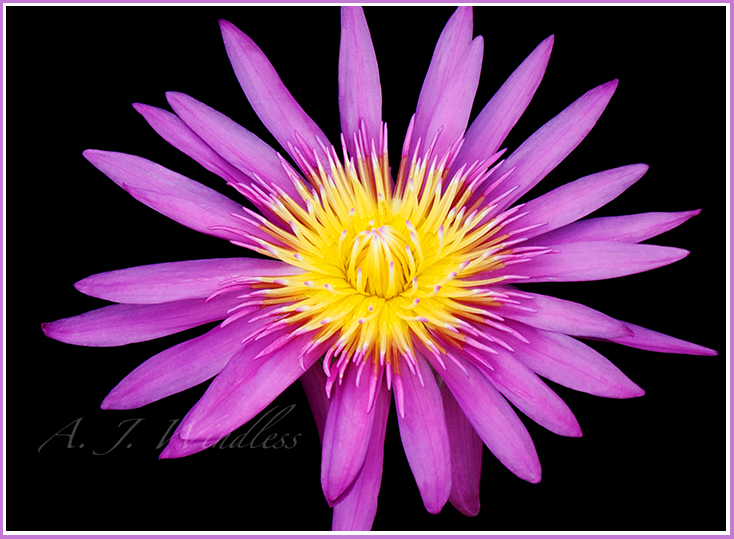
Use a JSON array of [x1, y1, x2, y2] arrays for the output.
[[531, 210, 702, 246], [439, 382, 483, 517], [75, 258, 303, 304], [502, 164, 649, 240], [175, 329, 324, 450], [101, 313, 271, 409], [482, 347, 582, 437], [332, 385, 390, 531], [429, 354, 541, 483], [132, 103, 259, 191], [42, 292, 243, 347], [219, 20, 328, 164], [396, 355, 451, 514], [610, 322, 718, 356], [491, 241, 688, 282], [339, 7, 382, 150], [493, 290, 633, 340], [483, 80, 618, 213], [412, 7, 483, 157], [459, 35, 554, 165], [165, 92, 299, 201], [300, 362, 330, 443], [83, 150, 267, 245], [321, 366, 378, 505], [504, 320, 644, 398]]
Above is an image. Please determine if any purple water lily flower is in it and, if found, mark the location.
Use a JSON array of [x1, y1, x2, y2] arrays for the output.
[[40, 6, 719, 531]]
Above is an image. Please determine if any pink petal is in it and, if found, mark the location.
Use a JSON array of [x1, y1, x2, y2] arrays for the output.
[[219, 20, 329, 164], [492, 290, 633, 340], [504, 320, 644, 398], [300, 361, 330, 444], [75, 258, 303, 304], [321, 366, 378, 505], [167, 329, 324, 456], [531, 210, 702, 246], [610, 322, 717, 356], [339, 7, 382, 151], [412, 7, 483, 158], [132, 103, 259, 192], [165, 91, 300, 201], [502, 164, 649, 240], [439, 379, 483, 517], [482, 347, 582, 437], [101, 313, 271, 409], [396, 355, 451, 514], [332, 384, 390, 531], [458, 35, 554, 166], [83, 150, 268, 245], [490, 241, 688, 282], [482, 80, 618, 214], [42, 292, 244, 347], [429, 353, 541, 483]]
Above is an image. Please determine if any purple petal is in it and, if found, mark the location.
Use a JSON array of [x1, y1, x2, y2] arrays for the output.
[[396, 356, 451, 514], [321, 366, 378, 505], [219, 20, 329, 164], [101, 313, 272, 409], [332, 384, 390, 531], [502, 164, 649, 240], [504, 320, 644, 398], [83, 150, 268, 245], [610, 322, 717, 356], [165, 92, 300, 201], [482, 80, 618, 214], [491, 241, 688, 282], [492, 289, 632, 340], [339, 7, 382, 151], [412, 7, 483, 157], [42, 292, 243, 347], [482, 347, 582, 437], [531, 210, 702, 245], [132, 103, 258, 191], [300, 362, 330, 443], [168, 329, 325, 457], [75, 258, 303, 304], [458, 35, 554, 166], [428, 353, 541, 483], [439, 379, 483, 517]]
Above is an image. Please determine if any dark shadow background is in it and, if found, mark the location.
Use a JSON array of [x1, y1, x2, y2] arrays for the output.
[[9, 5, 727, 532]]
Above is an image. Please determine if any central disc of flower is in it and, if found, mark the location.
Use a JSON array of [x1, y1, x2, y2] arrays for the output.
[[222, 124, 546, 410], [346, 223, 412, 299]]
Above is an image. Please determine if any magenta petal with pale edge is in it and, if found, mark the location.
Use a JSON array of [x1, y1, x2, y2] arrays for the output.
[[321, 365, 378, 505], [75, 258, 303, 304], [339, 7, 382, 151], [101, 314, 272, 409], [505, 320, 644, 398], [492, 290, 632, 339], [458, 35, 554, 166], [484, 80, 618, 214], [611, 322, 718, 356], [219, 20, 329, 164], [83, 150, 269, 246], [396, 356, 452, 514], [332, 385, 391, 531], [412, 6, 483, 157], [429, 353, 541, 483], [440, 382, 482, 517], [42, 292, 244, 347], [531, 210, 702, 245], [172, 330, 320, 451]]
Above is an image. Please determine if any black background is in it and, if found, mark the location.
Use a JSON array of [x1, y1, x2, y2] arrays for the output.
[[10, 5, 726, 532]]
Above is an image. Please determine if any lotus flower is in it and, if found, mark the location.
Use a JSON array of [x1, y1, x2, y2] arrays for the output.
[[41, 6, 718, 531]]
